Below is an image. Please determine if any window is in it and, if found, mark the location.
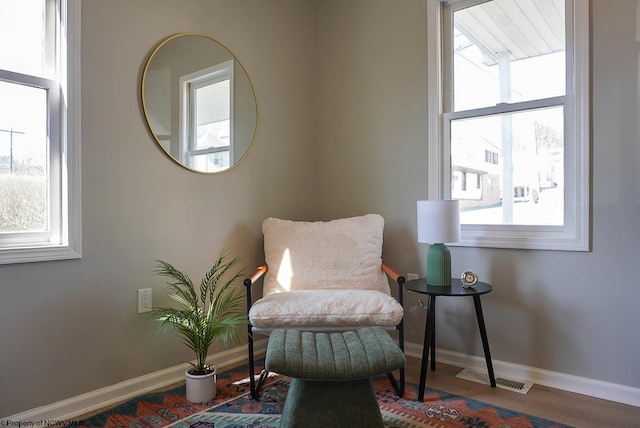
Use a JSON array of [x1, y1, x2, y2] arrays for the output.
[[427, 0, 589, 251], [180, 60, 234, 173], [0, 0, 81, 264], [484, 150, 498, 165]]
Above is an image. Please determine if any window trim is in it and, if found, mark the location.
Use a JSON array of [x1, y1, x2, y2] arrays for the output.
[[426, 0, 590, 251], [179, 59, 235, 171], [0, 0, 81, 264]]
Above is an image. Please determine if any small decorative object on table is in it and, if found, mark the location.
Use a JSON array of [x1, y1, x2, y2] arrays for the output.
[[461, 269, 478, 288]]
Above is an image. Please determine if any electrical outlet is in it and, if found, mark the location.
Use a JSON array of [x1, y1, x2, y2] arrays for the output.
[[407, 273, 419, 281], [138, 288, 152, 314]]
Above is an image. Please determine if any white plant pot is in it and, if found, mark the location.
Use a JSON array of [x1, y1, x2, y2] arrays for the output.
[[185, 367, 217, 403]]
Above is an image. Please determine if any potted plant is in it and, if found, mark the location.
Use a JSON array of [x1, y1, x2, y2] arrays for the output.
[[152, 249, 247, 403]]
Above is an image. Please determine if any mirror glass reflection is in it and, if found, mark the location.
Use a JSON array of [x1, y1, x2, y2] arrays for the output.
[[142, 33, 257, 173]]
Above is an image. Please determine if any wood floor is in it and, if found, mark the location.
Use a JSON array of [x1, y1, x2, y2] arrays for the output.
[[402, 356, 640, 427]]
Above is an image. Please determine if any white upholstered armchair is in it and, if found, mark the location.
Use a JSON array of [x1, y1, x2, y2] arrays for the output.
[[244, 214, 405, 399]]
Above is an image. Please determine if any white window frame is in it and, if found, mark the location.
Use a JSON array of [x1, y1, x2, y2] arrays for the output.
[[427, 0, 589, 251], [0, 0, 81, 264], [179, 60, 235, 171]]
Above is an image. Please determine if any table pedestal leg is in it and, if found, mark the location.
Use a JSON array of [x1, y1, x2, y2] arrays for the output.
[[430, 301, 436, 371], [418, 295, 436, 401], [473, 295, 496, 387]]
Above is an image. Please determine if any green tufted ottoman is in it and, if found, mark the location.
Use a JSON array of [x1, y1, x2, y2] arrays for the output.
[[264, 327, 405, 428]]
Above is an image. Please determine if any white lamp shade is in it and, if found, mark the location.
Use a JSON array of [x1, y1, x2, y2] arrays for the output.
[[417, 200, 461, 244]]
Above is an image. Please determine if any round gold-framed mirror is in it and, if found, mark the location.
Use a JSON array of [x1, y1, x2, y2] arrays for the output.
[[142, 33, 257, 173]]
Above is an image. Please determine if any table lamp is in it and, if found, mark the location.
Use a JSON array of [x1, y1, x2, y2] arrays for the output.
[[417, 200, 461, 286]]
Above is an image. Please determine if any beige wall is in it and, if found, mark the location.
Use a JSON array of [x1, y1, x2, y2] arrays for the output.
[[2, 0, 640, 417], [0, 0, 315, 417], [314, 0, 640, 391]]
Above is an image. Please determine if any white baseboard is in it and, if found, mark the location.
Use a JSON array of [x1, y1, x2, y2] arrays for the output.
[[3, 340, 268, 424], [5, 338, 638, 423], [404, 342, 640, 407]]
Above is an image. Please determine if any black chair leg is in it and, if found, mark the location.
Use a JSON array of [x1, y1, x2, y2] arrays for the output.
[[398, 318, 406, 397], [247, 328, 258, 399], [386, 368, 405, 397], [386, 319, 405, 397], [255, 368, 268, 396], [247, 329, 270, 400]]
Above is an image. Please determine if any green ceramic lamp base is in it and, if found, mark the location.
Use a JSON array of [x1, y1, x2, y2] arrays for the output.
[[426, 243, 452, 286]]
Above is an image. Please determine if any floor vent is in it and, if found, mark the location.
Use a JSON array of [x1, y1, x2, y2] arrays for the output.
[[456, 368, 533, 394]]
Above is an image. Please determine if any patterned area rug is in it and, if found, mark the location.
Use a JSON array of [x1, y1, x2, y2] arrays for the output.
[[78, 363, 572, 428]]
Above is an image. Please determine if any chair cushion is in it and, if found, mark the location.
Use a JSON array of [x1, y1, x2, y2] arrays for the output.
[[262, 214, 390, 297], [249, 289, 403, 329]]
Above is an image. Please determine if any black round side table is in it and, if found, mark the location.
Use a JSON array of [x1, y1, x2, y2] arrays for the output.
[[404, 278, 496, 401]]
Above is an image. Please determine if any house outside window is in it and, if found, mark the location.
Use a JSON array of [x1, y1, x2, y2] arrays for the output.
[[0, 0, 81, 264], [427, 0, 589, 251], [485, 150, 498, 165]]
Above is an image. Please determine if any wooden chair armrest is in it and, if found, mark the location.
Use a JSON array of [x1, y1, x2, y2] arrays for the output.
[[382, 262, 405, 285], [382, 262, 405, 376], [244, 264, 268, 288]]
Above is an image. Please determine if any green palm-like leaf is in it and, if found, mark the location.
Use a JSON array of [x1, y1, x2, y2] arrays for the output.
[[152, 250, 248, 373]]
